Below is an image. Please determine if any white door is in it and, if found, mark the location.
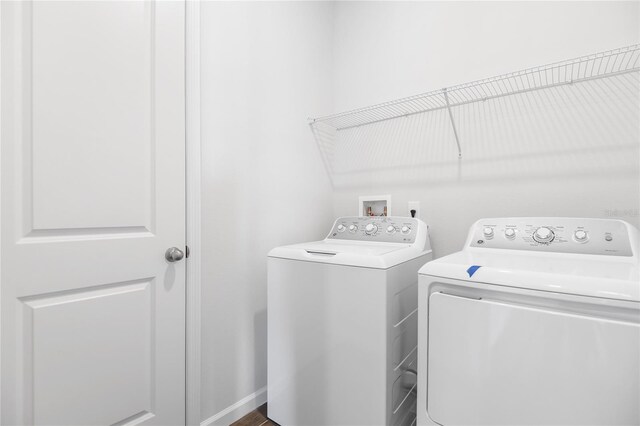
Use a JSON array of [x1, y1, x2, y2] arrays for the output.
[[1, 2, 186, 425]]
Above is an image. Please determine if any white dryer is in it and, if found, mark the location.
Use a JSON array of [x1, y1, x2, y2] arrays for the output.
[[417, 217, 640, 426], [268, 216, 432, 426]]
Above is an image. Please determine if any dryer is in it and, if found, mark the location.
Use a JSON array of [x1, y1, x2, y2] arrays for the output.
[[268, 216, 432, 426], [417, 217, 640, 426]]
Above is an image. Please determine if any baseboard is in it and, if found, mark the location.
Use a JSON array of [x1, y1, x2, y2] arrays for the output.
[[200, 386, 268, 426]]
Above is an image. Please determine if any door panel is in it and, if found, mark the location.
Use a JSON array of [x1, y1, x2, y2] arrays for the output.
[[1, 2, 186, 425], [26, 280, 153, 425], [30, 2, 153, 232]]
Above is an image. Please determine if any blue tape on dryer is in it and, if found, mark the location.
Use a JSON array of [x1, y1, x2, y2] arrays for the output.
[[466, 265, 482, 277]]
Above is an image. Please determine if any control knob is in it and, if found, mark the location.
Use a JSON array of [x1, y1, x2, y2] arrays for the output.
[[401, 226, 411, 234], [337, 224, 346, 233], [483, 227, 494, 239], [348, 224, 358, 233], [504, 228, 516, 239], [386, 225, 396, 234], [365, 223, 378, 235], [533, 227, 555, 243]]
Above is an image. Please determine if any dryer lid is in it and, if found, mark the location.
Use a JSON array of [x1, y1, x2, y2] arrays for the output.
[[419, 251, 640, 302]]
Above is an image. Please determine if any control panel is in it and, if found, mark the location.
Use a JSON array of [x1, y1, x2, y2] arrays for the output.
[[328, 216, 419, 244], [469, 218, 636, 257]]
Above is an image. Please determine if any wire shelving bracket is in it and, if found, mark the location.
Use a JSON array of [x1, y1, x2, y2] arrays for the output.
[[309, 44, 640, 166], [442, 88, 462, 159]]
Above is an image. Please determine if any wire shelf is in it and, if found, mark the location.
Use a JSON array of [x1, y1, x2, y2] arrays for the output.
[[309, 45, 640, 132], [309, 45, 640, 186]]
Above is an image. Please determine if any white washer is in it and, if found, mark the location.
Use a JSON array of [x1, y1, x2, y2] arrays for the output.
[[268, 216, 432, 426], [417, 217, 640, 426]]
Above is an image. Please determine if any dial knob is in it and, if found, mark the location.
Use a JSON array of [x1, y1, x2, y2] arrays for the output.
[[365, 223, 378, 234], [504, 228, 516, 239], [483, 227, 494, 239], [348, 224, 358, 233], [533, 227, 555, 243], [337, 224, 346, 232], [574, 230, 588, 242], [401, 226, 411, 234], [386, 225, 396, 234]]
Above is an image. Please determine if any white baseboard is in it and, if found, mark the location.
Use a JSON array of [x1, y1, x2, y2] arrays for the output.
[[200, 386, 268, 426]]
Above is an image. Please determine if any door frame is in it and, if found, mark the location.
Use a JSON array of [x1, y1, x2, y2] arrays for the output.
[[0, 3, 3, 422], [185, 1, 202, 425]]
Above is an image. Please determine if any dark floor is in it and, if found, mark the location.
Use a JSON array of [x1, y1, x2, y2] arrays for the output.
[[231, 404, 278, 426]]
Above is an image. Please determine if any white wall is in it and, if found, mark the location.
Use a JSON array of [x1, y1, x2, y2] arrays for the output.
[[329, 1, 640, 257], [200, 1, 640, 423], [200, 2, 334, 423]]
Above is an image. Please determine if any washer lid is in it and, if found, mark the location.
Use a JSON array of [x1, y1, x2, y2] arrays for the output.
[[420, 251, 640, 302], [269, 239, 429, 269]]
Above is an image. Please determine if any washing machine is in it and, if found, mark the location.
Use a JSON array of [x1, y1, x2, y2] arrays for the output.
[[268, 216, 432, 426], [417, 217, 640, 426]]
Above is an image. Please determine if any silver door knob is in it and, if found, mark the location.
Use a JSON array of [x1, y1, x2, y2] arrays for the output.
[[165, 247, 184, 262]]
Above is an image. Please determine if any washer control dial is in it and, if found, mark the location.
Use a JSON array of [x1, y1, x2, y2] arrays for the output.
[[337, 224, 346, 233], [504, 228, 516, 239], [533, 227, 555, 243], [348, 224, 358, 233], [574, 230, 588, 243], [386, 225, 396, 234], [365, 223, 378, 235], [401, 225, 411, 234], [483, 227, 495, 239]]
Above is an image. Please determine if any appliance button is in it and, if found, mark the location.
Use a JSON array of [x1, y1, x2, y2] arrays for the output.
[[401, 226, 411, 234], [386, 225, 396, 234], [533, 227, 555, 243], [504, 228, 516, 239], [365, 223, 378, 235], [605, 234, 613, 242], [574, 230, 588, 243]]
